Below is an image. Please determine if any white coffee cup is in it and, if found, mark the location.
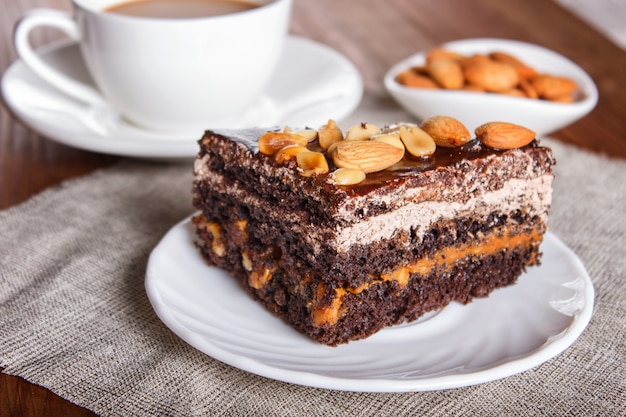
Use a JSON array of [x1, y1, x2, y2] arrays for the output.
[[14, 0, 292, 133]]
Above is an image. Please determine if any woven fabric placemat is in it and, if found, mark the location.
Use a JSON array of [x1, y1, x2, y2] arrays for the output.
[[1, 99, 624, 416]]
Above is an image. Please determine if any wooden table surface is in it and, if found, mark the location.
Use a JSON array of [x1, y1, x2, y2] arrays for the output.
[[1, 0, 625, 415]]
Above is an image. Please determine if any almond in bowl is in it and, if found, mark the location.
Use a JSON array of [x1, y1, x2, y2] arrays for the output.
[[384, 38, 598, 136]]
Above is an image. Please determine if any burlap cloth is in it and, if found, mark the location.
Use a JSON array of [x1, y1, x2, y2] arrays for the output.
[[1, 96, 624, 416]]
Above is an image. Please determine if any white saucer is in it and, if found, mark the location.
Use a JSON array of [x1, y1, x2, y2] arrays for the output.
[[1, 36, 363, 159], [145, 216, 594, 392]]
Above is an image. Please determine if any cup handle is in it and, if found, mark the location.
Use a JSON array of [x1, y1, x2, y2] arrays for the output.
[[14, 8, 107, 107]]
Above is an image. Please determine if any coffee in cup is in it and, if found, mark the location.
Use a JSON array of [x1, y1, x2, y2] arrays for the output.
[[104, 0, 260, 18]]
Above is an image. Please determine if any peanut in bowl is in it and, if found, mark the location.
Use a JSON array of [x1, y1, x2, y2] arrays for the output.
[[384, 38, 598, 137]]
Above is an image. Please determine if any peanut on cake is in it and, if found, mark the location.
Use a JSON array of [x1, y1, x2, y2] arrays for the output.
[[191, 116, 555, 346]]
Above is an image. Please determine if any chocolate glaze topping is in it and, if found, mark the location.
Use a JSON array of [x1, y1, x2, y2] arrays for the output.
[[203, 127, 546, 199], [351, 140, 509, 193]]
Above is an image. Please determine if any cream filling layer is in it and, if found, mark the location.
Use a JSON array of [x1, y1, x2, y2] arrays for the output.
[[333, 175, 552, 251]]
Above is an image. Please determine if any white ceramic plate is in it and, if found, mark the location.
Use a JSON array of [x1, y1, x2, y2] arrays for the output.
[[384, 38, 598, 137], [145, 217, 594, 392], [1, 36, 363, 159]]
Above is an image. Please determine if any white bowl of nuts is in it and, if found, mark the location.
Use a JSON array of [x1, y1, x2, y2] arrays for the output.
[[384, 38, 598, 137]]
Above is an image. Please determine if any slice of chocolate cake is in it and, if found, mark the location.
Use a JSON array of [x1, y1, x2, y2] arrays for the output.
[[191, 117, 555, 346]]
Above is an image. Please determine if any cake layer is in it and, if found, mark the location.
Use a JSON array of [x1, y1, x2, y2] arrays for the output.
[[193, 171, 551, 254], [193, 132, 553, 253]]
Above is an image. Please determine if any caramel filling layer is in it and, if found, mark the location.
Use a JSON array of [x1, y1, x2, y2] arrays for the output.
[[193, 216, 226, 257], [312, 285, 347, 328], [193, 214, 543, 328], [311, 229, 543, 327]]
